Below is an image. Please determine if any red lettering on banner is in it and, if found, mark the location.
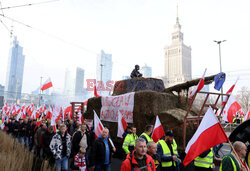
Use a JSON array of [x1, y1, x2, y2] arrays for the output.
[[97, 81, 106, 91], [117, 96, 123, 107], [86, 79, 96, 91], [124, 94, 131, 106], [106, 80, 114, 91], [112, 97, 119, 107]]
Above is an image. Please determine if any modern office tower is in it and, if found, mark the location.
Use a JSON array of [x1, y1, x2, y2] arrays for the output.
[[141, 64, 152, 78], [96, 50, 112, 95], [75, 67, 84, 97], [5, 36, 25, 100]]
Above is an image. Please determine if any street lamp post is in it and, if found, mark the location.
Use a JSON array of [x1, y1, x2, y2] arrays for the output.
[[214, 40, 226, 102]]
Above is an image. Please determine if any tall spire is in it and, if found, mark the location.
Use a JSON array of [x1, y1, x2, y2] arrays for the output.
[[174, 4, 181, 32], [176, 4, 179, 23]]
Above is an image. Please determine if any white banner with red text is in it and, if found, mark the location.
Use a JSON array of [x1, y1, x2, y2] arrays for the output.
[[100, 92, 134, 123]]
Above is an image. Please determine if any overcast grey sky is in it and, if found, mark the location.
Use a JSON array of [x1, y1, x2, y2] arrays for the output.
[[0, 0, 250, 94]]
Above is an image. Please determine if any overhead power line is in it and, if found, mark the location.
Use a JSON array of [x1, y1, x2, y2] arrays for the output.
[[0, 0, 60, 10]]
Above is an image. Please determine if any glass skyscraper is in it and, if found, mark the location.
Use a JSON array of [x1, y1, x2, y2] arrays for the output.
[[5, 36, 25, 101]]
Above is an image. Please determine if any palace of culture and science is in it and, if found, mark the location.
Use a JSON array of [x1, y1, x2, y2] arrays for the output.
[[164, 10, 192, 87]]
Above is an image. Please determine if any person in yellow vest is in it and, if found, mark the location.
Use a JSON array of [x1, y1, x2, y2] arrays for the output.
[[194, 148, 214, 171], [139, 125, 153, 144], [122, 126, 138, 154], [220, 141, 249, 171], [157, 130, 179, 171]]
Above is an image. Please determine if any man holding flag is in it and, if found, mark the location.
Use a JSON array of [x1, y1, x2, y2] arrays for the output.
[[89, 111, 116, 171], [89, 127, 116, 171], [220, 141, 248, 171]]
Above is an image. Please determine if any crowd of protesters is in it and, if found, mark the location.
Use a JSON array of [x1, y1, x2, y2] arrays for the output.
[[1, 110, 249, 171], [0, 113, 97, 171]]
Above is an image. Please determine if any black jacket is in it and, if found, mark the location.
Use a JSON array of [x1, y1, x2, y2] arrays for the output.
[[130, 69, 142, 78], [43, 131, 55, 158], [71, 131, 90, 157], [89, 137, 114, 166]]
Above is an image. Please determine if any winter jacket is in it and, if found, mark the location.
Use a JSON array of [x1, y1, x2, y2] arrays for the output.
[[71, 130, 90, 157], [120, 151, 156, 171], [74, 153, 87, 171], [49, 132, 71, 160], [43, 131, 55, 158], [89, 136, 114, 166]]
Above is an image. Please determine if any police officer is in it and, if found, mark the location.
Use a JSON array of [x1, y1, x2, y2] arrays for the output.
[[122, 126, 138, 154]]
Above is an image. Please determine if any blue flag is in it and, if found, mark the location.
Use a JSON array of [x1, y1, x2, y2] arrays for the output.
[[214, 72, 226, 91]]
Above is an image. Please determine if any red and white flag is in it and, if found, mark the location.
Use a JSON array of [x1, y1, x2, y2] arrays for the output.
[[183, 107, 228, 166], [222, 95, 242, 123], [41, 77, 53, 91], [152, 115, 165, 143], [188, 69, 207, 100], [245, 109, 250, 121], [221, 79, 238, 106], [94, 110, 104, 139], [117, 110, 127, 138], [94, 85, 100, 97]]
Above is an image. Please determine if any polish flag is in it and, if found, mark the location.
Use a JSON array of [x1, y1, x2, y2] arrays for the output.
[[221, 79, 238, 106], [188, 69, 207, 100], [117, 110, 128, 138], [41, 77, 53, 91], [94, 85, 100, 97], [183, 107, 228, 166], [94, 110, 104, 138], [244, 109, 250, 121], [51, 105, 61, 132], [1, 109, 6, 130], [152, 116, 165, 143], [94, 110, 115, 148], [222, 95, 242, 123]]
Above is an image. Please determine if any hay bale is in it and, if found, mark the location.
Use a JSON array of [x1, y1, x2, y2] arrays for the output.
[[85, 91, 179, 141], [113, 78, 165, 96]]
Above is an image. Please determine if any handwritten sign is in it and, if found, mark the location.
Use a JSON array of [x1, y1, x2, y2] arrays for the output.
[[100, 92, 134, 123]]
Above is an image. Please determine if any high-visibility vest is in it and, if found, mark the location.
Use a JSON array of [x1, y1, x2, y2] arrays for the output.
[[194, 148, 213, 168], [157, 139, 178, 167], [122, 133, 138, 154], [220, 155, 237, 171], [140, 132, 153, 144]]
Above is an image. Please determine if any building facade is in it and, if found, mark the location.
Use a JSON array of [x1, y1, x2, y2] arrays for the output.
[[63, 69, 75, 96], [5, 36, 25, 101], [75, 67, 85, 97], [0, 84, 4, 96], [96, 50, 112, 95], [164, 14, 192, 87], [141, 64, 152, 78]]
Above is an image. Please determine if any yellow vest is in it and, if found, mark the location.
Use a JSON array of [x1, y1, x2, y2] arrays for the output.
[[122, 133, 138, 154], [219, 155, 237, 171], [194, 148, 213, 168], [140, 132, 153, 144], [157, 139, 178, 167]]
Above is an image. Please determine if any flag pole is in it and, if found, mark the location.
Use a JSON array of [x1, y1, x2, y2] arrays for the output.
[[228, 141, 244, 169]]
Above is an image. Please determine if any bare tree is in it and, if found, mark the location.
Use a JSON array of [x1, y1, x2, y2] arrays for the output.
[[236, 86, 250, 112]]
